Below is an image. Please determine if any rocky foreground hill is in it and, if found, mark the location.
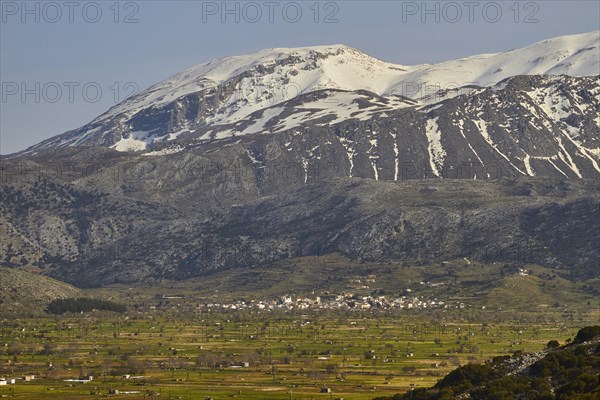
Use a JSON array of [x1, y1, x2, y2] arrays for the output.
[[375, 326, 600, 400]]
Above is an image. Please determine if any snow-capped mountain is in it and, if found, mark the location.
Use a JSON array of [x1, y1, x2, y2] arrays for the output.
[[94, 30, 599, 124], [22, 31, 600, 179], [3, 32, 600, 286]]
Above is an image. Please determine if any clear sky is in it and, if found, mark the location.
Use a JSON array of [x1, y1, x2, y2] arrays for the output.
[[1, 0, 599, 154]]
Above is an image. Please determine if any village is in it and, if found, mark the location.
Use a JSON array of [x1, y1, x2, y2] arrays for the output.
[[196, 293, 466, 312], [151, 274, 470, 314]]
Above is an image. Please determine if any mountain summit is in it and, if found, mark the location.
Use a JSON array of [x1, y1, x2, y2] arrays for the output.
[[24, 31, 599, 157]]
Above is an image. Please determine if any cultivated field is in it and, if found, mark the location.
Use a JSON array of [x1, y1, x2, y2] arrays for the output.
[[0, 302, 597, 399]]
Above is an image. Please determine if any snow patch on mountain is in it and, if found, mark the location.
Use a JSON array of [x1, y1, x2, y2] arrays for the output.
[[425, 117, 446, 177], [111, 131, 150, 152]]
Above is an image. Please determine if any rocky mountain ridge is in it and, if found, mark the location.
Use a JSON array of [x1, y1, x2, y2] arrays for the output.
[[21, 31, 599, 161]]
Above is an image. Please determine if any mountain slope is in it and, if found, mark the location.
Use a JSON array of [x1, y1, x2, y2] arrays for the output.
[[1, 161, 598, 286], [185, 75, 599, 180], [0, 267, 82, 314]]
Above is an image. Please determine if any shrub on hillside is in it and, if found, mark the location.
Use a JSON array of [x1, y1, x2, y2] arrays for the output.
[[573, 326, 600, 344]]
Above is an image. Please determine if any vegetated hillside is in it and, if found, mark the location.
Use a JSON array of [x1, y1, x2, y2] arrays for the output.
[[0, 158, 598, 287], [127, 254, 597, 311], [0, 158, 600, 286], [0, 267, 82, 314], [375, 326, 600, 400], [0, 166, 182, 279]]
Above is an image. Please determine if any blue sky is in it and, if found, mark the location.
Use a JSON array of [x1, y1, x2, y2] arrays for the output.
[[1, 0, 599, 154]]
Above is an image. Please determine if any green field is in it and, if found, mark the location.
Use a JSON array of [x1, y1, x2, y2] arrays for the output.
[[0, 306, 597, 399]]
